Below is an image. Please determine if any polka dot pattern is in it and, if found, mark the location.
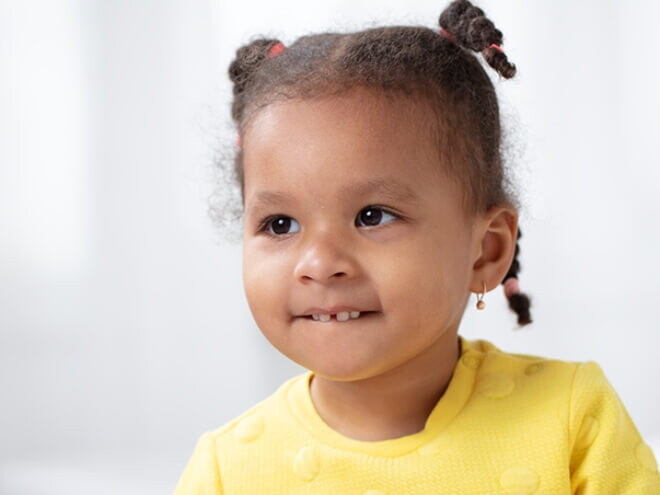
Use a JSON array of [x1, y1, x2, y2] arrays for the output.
[[186, 340, 660, 494], [293, 446, 321, 481], [525, 362, 544, 376], [499, 466, 540, 494], [233, 414, 264, 443], [477, 373, 515, 399], [462, 354, 481, 369], [636, 442, 658, 471]]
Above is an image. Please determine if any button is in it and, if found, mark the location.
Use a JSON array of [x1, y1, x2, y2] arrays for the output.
[[293, 446, 321, 481], [233, 414, 264, 443], [462, 354, 481, 369], [499, 466, 540, 494], [524, 362, 544, 375], [477, 373, 515, 399]]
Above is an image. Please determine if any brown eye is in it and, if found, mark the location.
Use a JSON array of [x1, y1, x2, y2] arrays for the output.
[[355, 207, 396, 227], [267, 216, 300, 235]]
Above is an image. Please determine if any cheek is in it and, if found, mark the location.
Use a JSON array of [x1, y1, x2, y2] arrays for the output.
[[242, 243, 291, 323], [373, 241, 462, 317]]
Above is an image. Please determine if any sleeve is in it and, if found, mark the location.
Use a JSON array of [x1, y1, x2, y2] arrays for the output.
[[173, 432, 224, 495], [568, 361, 660, 494]]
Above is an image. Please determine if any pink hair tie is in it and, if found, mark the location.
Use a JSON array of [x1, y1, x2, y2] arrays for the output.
[[489, 43, 504, 53], [439, 28, 457, 43], [236, 133, 242, 148], [503, 277, 520, 298], [268, 42, 286, 58]]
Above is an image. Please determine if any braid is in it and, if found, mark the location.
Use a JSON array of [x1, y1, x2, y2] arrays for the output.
[[502, 228, 532, 326], [439, 0, 516, 78]]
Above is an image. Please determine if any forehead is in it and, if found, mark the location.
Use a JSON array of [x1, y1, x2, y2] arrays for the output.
[[243, 90, 454, 205], [244, 88, 435, 154]]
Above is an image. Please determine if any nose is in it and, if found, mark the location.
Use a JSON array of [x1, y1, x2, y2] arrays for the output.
[[293, 231, 357, 283]]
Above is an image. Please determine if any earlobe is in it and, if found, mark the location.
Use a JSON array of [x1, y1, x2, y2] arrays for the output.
[[470, 206, 518, 294]]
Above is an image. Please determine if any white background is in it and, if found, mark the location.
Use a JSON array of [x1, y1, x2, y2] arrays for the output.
[[1, 0, 659, 493]]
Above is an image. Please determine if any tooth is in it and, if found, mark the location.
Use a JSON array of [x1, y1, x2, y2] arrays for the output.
[[319, 314, 331, 322], [336, 312, 349, 322], [312, 314, 320, 321], [350, 311, 360, 319]]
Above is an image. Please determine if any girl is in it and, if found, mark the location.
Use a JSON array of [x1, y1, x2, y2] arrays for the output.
[[175, 1, 660, 492]]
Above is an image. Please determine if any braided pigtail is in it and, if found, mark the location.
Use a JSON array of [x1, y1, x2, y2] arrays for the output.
[[501, 229, 532, 326], [440, 0, 528, 325], [439, 0, 516, 78]]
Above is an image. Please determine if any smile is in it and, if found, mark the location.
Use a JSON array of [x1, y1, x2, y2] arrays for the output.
[[311, 311, 361, 322]]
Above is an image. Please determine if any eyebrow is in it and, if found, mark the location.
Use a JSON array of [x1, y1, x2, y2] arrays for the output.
[[246, 178, 418, 212]]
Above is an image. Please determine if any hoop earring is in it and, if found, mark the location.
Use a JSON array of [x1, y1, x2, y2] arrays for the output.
[[476, 281, 487, 310]]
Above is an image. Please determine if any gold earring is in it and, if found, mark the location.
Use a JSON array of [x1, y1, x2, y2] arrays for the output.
[[476, 281, 486, 310]]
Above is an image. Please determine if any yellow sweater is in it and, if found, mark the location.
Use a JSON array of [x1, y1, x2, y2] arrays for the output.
[[174, 337, 660, 494]]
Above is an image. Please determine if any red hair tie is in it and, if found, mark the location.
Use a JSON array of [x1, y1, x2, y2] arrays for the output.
[[439, 28, 456, 44], [503, 277, 520, 298], [489, 43, 504, 53], [268, 42, 286, 58]]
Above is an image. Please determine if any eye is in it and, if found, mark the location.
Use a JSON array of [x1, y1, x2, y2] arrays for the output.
[[355, 206, 397, 227], [265, 216, 301, 235]]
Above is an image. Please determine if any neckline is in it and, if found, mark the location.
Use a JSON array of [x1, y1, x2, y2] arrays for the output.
[[284, 335, 482, 457]]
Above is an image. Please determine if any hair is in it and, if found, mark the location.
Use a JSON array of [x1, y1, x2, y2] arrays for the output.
[[224, 0, 532, 326]]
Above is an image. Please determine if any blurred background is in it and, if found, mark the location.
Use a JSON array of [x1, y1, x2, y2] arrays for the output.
[[1, 0, 659, 493]]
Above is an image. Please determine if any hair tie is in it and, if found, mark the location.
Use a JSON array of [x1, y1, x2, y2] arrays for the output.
[[268, 42, 286, 58], [488, 43, 504, 53], [503, 277, 520, 298], [438, 28, 456, 44]]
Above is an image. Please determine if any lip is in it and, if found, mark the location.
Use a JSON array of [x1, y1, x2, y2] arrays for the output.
[[299, 305, 366, 316]]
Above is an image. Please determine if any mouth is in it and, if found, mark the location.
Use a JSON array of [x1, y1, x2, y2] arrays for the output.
[[301, 311, 377, 323]]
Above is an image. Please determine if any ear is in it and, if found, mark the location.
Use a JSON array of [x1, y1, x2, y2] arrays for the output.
[[469, 206, 518, 294]]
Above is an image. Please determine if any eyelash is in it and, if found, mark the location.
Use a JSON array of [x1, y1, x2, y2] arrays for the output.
[[256, 206, 400, 236]]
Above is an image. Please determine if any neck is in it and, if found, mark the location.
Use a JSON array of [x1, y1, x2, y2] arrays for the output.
[[309, 331, 461, 442]]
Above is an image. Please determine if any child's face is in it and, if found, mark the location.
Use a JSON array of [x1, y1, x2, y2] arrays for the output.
[[241, 88, 482, 381]]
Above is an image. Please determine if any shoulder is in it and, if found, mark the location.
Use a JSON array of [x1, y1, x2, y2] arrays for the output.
[[174, 372, 310, 494], [459, 336, 590, 429], [204, 371, 308, 444], [460, 337, 660, 491], [462, 337, 620, 402], [460, 336, 580, 384]]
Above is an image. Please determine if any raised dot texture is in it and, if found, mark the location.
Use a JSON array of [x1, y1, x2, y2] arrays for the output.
[[525, 362, 544, 375], [363, 490, 386, 495], [418, 432, 454, 456], [233, 414, 264, 443], [477, 373, 515, 399], [635, 442, 658, 471], [499, 466, 540, 494], [293, 446, 321, 481], [462, 354, 481, 369], [574, 415, 599, 451]]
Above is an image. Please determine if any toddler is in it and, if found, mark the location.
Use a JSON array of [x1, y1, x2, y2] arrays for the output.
[[175, 1, 660, 493]]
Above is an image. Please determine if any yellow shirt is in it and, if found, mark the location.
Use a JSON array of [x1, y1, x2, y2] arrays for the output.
[[174, 337, 660, 494]]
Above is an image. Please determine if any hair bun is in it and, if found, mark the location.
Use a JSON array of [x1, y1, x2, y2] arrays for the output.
[[228, 38, 283, 99], [438, 0, 516, 79]]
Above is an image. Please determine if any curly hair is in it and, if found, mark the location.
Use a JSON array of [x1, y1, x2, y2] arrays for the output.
[[224, 0, 532, 326]]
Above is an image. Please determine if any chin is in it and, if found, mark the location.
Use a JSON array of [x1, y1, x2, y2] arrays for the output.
[[302, 356, 393, 383]]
